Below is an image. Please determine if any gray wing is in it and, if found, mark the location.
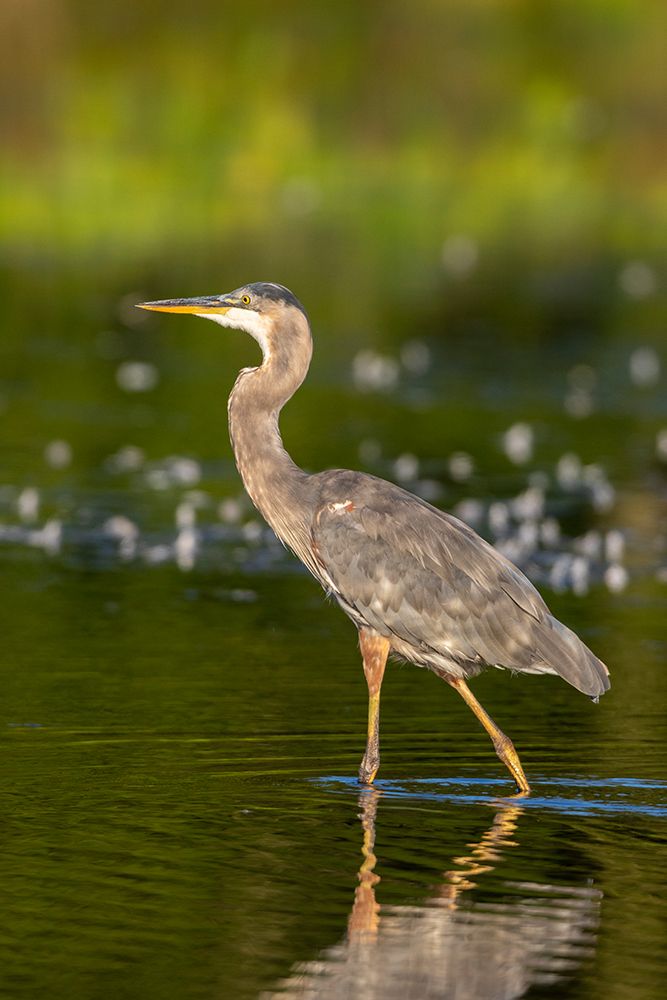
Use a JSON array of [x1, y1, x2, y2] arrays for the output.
[[310, 477, 609, 698]]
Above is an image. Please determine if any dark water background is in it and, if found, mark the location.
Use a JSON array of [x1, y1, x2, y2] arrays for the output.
[[1, 264, 666, 1000]]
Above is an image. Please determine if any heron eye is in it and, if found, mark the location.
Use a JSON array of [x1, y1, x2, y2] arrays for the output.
[[241, 294, 251, 305]]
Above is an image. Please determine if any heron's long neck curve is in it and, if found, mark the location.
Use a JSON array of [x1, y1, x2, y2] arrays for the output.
[[227, 311, 315, 563]]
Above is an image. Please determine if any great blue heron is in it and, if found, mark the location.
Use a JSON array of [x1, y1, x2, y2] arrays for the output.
[[138, 281, 610, 794]]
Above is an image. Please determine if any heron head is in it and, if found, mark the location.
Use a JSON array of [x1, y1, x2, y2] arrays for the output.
[[137, 282, 307, 360]]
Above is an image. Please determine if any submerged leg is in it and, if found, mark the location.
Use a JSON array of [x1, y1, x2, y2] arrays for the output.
[[358, 629, 391, 785], [447, 676, 531, 794]]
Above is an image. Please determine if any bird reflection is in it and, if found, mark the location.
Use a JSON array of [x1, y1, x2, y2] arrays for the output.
[[346, 790, 383, 941], [270, 792, 601, 999]]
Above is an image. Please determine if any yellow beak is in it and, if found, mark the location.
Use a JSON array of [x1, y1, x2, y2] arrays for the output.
[[137, 295, 233, 315]]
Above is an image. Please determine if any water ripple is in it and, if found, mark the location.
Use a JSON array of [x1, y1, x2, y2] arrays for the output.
[[314, 775, 667, 817]]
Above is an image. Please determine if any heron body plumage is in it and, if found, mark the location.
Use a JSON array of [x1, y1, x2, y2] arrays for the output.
[[138, 281, 610, 794], [308, 471, 609, 698]]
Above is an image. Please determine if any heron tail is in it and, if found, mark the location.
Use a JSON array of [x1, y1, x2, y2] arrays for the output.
[[536, 615, 610, 699]]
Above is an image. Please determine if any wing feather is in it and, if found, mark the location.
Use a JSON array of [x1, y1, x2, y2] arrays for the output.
[[310, 474, 609, 697]]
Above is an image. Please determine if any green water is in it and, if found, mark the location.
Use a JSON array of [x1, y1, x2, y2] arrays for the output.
[[1, 264, 666, 999]]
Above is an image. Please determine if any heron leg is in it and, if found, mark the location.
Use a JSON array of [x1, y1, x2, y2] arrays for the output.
[[447, 676, 531, 794], [358, 630, 391, 785]]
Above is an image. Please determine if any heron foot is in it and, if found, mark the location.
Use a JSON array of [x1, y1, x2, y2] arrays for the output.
[[359, 752, 380, 785], [493, 734, 531, 795]]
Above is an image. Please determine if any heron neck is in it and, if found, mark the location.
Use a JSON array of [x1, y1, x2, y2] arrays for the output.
[[227, 330, 313, 558]]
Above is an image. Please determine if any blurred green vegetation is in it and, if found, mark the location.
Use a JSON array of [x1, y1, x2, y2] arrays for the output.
[[1, 0, 664, 330]]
